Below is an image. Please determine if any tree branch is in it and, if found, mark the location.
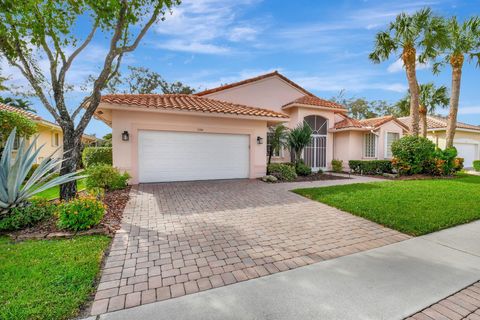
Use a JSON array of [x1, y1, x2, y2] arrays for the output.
[[121, 6, 162, 53]]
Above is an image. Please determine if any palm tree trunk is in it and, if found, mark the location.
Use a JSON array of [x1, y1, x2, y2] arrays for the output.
[[403, 45, 420, 136], [446, 54, 464, 148], [419, 105, 428, 138]]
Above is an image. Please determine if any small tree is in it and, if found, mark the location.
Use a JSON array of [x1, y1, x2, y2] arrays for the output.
[[433, 17, 480, 148], [369, 8, 446, 136], [287, 122, 312, 164], [0, 0, 180, 200], [396, 83, 449, 137], [267, 124, 288, 165], [0, 110, 37, 143]]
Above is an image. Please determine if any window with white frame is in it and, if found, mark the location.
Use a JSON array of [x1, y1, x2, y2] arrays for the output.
[[385, 132, 400, 158], [266, 132, 281, 157], [364, 133, 377, 158]]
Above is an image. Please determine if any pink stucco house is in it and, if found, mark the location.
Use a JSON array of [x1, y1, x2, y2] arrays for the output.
[[94, 71, 408, 184]]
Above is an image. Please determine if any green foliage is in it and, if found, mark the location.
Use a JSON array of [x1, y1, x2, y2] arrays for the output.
[[391, 136, 436, 175], [331, 159, 343, 173], [330, 91, 399, 119], [0, 198, 56, 231], [453, 158, 464, 172], [267, 163, 297, 181], [0, 97, 36, 113], [82, 147, 112, 168], [85, 164, 130, 191], [105, 66, 195, 94], [0, 236, 110, 320], [395, 83, 449, 116], [428, 147, 459, 176], [0, 129, 82, 216], [348, 160, 393, 175], [295, 161, 312, 176], [57, 196, 105, 231], [0, 110, 37, 140], [287, 122, 312, 163], [474, 160, 480, 172], [267, 124, 288, 164]]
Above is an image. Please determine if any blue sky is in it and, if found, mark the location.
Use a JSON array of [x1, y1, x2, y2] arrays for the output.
[[2, 0, 480, 137]]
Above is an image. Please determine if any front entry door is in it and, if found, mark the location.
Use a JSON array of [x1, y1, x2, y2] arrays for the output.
[[304, 135, 327, 171], [303, 115, 328, 171]]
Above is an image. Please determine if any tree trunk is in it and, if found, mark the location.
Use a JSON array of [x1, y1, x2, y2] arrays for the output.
[[59, 124, 81, 200], [268, 145, 273, 166], [419, 105, 428, 138], [446, 54, 464, 148], [403, 45, 420, 136]]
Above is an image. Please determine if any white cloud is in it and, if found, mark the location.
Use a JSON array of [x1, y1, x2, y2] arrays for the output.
[[153, 0, 261, 54]]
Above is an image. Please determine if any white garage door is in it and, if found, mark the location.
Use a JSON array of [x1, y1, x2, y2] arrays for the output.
[[138, 131, 250, 183], [455, 143, 478, 168]]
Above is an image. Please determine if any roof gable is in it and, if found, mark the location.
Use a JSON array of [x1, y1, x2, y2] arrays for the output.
[[398, 115, 480, 132], [196, 71, 315, 98]]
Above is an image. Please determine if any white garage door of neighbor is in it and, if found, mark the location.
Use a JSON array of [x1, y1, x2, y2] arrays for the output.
[[138, 131, 250, 183], [455, 142, 478, 168]]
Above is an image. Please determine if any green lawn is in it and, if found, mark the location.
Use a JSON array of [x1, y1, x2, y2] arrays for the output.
[[0, 236, 110, 320], [293, 174, 480, 236], [34, 179, 86, 200]]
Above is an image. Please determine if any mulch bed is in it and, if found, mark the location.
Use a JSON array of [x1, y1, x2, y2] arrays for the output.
[[264, 172, 351, 183], [4, 186, 131, 241]]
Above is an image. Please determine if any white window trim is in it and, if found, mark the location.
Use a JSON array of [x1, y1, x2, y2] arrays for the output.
[[363, 132, 378, 159], [384, 131, 400, 159]]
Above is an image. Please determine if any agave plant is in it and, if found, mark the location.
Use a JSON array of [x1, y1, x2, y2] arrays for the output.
[[0, 128, 83, 216]]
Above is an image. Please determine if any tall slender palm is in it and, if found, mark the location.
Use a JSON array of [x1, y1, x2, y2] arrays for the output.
[[287, 122, 312, 164], [396, 83, 449, 137], [369, 8, 446, 136], [433, 17, 480, 147], [267, 124, 288, 165]]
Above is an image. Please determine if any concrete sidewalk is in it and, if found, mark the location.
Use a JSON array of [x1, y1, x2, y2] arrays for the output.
[[98, 221, 480, 320]]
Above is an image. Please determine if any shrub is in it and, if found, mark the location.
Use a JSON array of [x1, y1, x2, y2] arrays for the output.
[[331, 159, 343, 173], [391, 136, 436, 175], [0, 198, 56, 231], [56, 196, 105, 231], [349, 160, 393, 175], [474, 160, 480, 172], [453, 158, 464, 172], [427, 147, 459, 176], [82, 147, 112, 168], [267, 163, 297, 181], [85, 164, 130, 191], [295, 161, 312, 176]]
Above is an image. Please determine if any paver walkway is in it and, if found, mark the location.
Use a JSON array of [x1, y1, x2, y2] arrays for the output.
[[406, 281, 480, 320], [98, 220, 480, 320], [91, 175, 410, 315]]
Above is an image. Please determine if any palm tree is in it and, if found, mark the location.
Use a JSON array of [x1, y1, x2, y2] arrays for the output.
[[369, 8, 446, 136], [0, 97, 36, 113], [433, 17, 480, 147], [287, 122, 312, 164], [396, 83, 449, 137], [267, 124, 288, 165]]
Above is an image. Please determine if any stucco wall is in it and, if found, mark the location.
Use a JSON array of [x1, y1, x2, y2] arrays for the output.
[[111, 109, 268, 184], [34, 125, 63, 163], [376, 121, 405, 159], [203, 77, 305, 111], [428, 130, 480, 149]]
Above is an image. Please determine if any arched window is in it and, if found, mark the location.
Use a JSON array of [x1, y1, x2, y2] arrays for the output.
[[304, 115, 327, 135]]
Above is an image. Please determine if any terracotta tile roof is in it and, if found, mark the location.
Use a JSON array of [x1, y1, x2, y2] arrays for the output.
[[0, 103, 41, 120], [359, 115, 395, 128], [398, 115, 480, 131], [283, 96, 346, 110], [334, 117, 365, 129], [100, 94, 289, 119], [195, 71, 316, 97]]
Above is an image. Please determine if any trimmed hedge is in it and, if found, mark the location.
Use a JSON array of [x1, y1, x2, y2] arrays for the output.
[[391, 136, 435, 175], [474, 160, 480, 172], [82, 147, 112, 168], [267, 163, 297, 181], [349, 160, 393, 175]]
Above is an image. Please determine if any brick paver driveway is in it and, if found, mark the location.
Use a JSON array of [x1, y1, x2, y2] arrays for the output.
[[91, 177, 410, 315]]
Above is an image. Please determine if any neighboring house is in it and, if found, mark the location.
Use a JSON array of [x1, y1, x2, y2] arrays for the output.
[[0, 103, 97, 163], [398, 115, 480, 168], [95, 71, 411, 183]]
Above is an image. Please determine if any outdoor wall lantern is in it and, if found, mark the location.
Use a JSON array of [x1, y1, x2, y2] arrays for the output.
[[122, 131, 130, 141], [257, 136, 263, 144]]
